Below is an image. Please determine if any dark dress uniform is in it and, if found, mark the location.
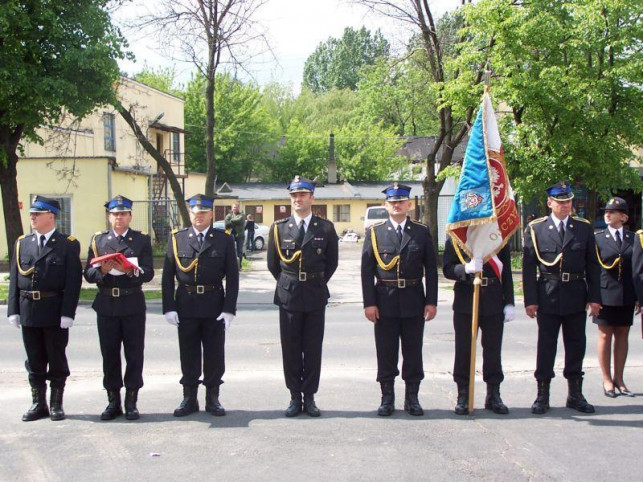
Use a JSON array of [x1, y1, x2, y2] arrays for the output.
[[361, 204, 438, 416], [162, 215, 239, 416], [443, 238, 513, 414], [8, 197, 82, 422], [84, 222, 154, 420], [633, 230, 643, 309], [523, 184, 601, 414]]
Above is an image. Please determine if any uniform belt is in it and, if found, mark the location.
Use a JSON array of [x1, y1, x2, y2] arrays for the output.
[[539, 272, 585, 282], [20, 290, 62, 300], [282, 271, 325, 282], [464, 276, 498, 287], [377, 278, 422, 288], [99, 286, 142, 298], [180, 284, 222, 294]]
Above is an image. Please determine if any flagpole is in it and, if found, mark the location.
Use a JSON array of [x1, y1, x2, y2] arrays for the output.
[[468, 272, 482, 413]]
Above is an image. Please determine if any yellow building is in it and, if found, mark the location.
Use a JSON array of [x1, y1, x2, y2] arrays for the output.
[[0, 77, 185, 258]]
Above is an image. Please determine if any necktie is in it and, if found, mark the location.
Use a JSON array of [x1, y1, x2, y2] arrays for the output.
[[117, 235, 124, 244], [39, 235, 46, 254], [615, 230, 622, 249], [396, 225, 403, 242], [197, 233, 204, 248], [559, 221, 565, 242], [297, 220, 306, 246]]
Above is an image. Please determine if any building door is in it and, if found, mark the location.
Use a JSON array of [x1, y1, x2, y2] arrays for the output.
[[214, 205, 226, 221], [274, 205, 291, 220]]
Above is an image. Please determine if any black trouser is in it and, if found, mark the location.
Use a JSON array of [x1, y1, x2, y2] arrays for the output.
[[374, 315, 425, 383], [177, 317, 225, 387], [535, 311, 587, 380], [453, 312, 504, 385], [22, 326, 70, 389], [97, 313, 146, 390], [279, 307, 325, 394]]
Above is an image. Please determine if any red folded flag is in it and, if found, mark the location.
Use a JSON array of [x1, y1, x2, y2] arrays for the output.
[[90, 252, 139, 271]]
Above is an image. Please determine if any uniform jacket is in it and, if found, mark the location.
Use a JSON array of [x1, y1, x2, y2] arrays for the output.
[[631, 231, 643, 303], [8, 231, 82, 327], [361, 218, 438, 318], [594, 228, 635, 307], [83, 229, 154, 316], [162, 226, 239, 318], [267, 215, 339, 312], [442, 238, 514, 316], [522, 216, 601, 315]]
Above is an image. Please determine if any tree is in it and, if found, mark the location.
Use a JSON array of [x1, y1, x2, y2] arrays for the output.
[[303, 26, 390, 93], [454, 0, 643, 205], [133, 64, 184, 97], [135, 0, 269, 197], [0, 0, 126, 258]]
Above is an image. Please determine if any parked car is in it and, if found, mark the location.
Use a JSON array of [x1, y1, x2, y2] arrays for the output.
[[212, 221, 269, 251], [363, 206, 388, 232]]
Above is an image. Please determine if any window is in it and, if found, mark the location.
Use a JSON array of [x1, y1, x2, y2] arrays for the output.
[[103, 113, 116, 152], [31, 195, 72, 234], [332, 204, 350, 222], [245, 205, 263, 223], [172, 132, 181, 162]]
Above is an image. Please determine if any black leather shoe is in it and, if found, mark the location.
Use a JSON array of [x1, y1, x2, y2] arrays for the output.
[[603, 384, 617, 398], [377, 382, 395, 416], [531, 380, 550, 415], [454, 383, 468, 415], [303, 394, 321, 417], [484, 383, 509, 415], [22, 388, 49, 422], [124, 389, 140, 420], [285, 392, 302, 417], [49, 388, 65, 421], [566, 378, 595, 413], [616, 385, 635, 397], [101, 389, 123, 420], [173, 386, 199, 417], [404, 382, 424, 416], [205, 387, 226, 416]]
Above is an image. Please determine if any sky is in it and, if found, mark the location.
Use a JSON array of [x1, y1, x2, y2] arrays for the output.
[[114, 0, 462, 92]]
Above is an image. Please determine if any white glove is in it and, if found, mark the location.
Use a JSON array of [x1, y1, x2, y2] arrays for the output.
[[503, 304, 515, 323], [8, 314, 20, 329], [464, 258, 483, 274], [60, 316, 74, 329], [165, 311, 180, 326], [216, 312, 235, 331]]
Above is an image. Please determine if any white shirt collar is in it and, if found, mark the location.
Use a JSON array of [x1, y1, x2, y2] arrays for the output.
[[34, 228, 56, 245], [112, 229, 129, 239], [192, 226, 209, 237], [390, 217, 407, 232], [292, 212, 312, 230], [607, 225, 623, 240], [550, 214, 569, 228]]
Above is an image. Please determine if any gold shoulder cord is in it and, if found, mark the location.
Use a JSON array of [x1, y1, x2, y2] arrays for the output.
[[172, 230, 199, 279], [15, 236, 35, 276], [638, 230, 643, 248], [273, 224, 303, 271], [529, 224, 563, 268], [370, 226, 402, 280], [451, 237, 468, 265], [595, 243, 622, 280], [91, 232, 101, 258]]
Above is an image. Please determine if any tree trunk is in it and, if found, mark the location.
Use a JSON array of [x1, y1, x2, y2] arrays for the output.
[[204, 72, 216, 197], [0, 125, 26, 261], [114, 102, 190, 227]]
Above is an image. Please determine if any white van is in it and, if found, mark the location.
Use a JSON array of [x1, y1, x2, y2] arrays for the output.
[[363, 206, 389, 232]]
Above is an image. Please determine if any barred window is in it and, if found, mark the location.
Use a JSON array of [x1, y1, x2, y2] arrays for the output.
[[332, 204, 350, 222], [103, 113, 116, 152]]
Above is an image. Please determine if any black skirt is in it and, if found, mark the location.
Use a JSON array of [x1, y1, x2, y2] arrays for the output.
[[593, 304, 635, 327]]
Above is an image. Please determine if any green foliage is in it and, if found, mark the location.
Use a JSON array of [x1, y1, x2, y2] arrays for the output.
[[303, 27, 390, 93], [133, 64, 184, 97], [454, 0, 643, 202], [0, 0, 127, 145]]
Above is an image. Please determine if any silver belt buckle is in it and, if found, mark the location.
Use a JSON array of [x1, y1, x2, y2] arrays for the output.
[[196, 285, 205, 294], [112, 287, 120, 297], [481, 277, 488, 287], [397, 279, 406, 289], [562, 272, 570, 282], [32, 291, 41, 301], [299, 272, 307, 282]]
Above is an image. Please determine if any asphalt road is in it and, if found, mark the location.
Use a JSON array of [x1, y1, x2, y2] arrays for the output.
[[1, 244, 642, 481]]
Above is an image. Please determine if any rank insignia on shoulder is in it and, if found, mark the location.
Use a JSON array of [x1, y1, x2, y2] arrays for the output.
[[637, 229, 643, 235], [276, 218, 289, 224], [67, 235, 76, 242], [410, 219, 427, 227], [572, 216, 590, 224], [141, 231, 148, 236], [530, 217, 548, 225]]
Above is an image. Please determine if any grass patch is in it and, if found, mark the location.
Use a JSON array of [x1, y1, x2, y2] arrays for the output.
[[80, 288, 162, 301]]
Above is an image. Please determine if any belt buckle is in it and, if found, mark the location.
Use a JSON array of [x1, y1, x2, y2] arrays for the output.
[[196, 285, 205, 294], [562, 272, 570, 282], [481, 277, 488, 287], [299, 272, 307, 282], [397, 279, 406, 289], [112, 287, 120, 297], [32, 291, 41, 301]]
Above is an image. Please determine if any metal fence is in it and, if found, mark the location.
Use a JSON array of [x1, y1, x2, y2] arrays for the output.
[[129, 199, 180, 248]]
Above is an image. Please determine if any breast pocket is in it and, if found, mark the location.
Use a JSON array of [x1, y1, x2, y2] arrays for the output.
[[378, 246, 397, 262], [19, 257, 34, 268], [209, 250, 225, 258], [311, 238, 327, 252]]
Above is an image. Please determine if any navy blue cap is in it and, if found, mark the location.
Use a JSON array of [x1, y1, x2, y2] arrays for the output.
[[29, 195, 60, 215], [288, 176, 315, 193], [546, 181, 574, 201], [187, 194, 214, 212], [382, 182, 411, 201], [105, 195, 133, 212], [602, 197, 628, 214]]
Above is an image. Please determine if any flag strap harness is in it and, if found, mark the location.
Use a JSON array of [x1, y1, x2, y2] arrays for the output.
[[370, 226, 402, 279], [273, 224, 304, 273], [595, 244, 622, 280]]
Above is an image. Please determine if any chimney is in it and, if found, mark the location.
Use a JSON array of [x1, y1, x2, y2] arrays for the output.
[[328, 132, 337, 184]]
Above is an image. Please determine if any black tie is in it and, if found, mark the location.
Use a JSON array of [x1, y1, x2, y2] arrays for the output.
[[197, 233, 204, 248], [297, 220, 306, 246], [559, 221, 565, 242], [117, 235, 124, 244], [39, 235, 46, 254], [615, 230, 622, 249], [396, 225, 403, 242]]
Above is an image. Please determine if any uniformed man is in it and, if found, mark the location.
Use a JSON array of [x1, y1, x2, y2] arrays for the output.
[[267, 176, 339, 417], [83, 195, 154, 420], [361, 184, 438, 416], [7, 196, 82, 421], [523, 181, 601, 414], [162, 194, 239, 417], [443, 238, 514, 415]]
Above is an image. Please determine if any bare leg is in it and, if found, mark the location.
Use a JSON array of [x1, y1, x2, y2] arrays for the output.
[[612, 325, 630, 389], [597, 325, 615, 390]]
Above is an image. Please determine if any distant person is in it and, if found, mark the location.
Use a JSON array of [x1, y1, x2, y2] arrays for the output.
[[225, 203, 245, 269], [245, 214, 255, 252]]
